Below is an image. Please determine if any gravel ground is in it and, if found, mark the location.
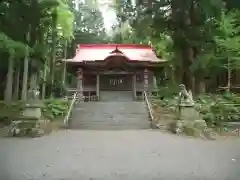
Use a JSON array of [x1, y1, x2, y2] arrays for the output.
[[0, 129, 240, 180]]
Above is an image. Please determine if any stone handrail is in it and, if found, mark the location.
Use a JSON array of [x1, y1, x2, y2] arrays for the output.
[[64, 92, 78, 125], [143, 91, 154, 122]]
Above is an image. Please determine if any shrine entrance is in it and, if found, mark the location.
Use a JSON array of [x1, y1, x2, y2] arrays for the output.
[[99, 74, 132, 91], [99, 74, 133, 101]]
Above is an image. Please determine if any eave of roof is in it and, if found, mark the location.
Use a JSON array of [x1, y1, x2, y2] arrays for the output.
[[65, 44, 166, 63]]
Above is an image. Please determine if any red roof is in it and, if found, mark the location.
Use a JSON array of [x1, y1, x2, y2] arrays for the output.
[[66, 44, 165, 63]]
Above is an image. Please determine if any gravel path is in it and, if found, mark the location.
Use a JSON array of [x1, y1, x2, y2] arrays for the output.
[[0, 129, 240, 180]]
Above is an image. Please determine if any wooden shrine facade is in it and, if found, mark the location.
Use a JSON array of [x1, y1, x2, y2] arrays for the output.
[[64, 44, 166, 100]]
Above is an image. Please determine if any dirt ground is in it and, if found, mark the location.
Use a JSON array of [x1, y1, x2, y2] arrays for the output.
[[0, 129, 240, 180]]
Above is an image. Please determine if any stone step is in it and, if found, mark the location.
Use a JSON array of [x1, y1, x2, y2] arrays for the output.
[[70, 121, 150, 130], [71, 120, 149, 125], [73, 113, 148, 118], [69, 127, 150, 130], [69, 123, 151, 130], [74, 105, 147, 113], [69, 100, 150, 130], [76, 119, 149, 123], [70, 119, 149, 124], [69, 115, 150, 122]]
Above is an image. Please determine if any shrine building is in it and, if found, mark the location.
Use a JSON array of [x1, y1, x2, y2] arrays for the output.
[[64, 44, 166, 101]]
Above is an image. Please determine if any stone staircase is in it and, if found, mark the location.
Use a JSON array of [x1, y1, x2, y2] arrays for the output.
[[68, 101, 151, 130]]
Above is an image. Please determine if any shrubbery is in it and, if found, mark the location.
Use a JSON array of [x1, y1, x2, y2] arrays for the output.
[[155, 87, 240, 127], [0, 99, 70, 125], [196, 93, 240, 126], [42, 99, 69, 120], [0, 101, 24, 125]]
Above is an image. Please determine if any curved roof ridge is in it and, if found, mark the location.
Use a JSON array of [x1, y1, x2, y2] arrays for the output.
[[69, 43, 165, 63], [78, 44, 152, 49]]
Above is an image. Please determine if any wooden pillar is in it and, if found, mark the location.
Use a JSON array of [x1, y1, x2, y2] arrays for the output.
[[142, 68, 149, 99], [153, 75, 157, 88], [132, 74, 136, 100], [77, 68, 83, 100], [96, 74, 100, 100], [152, 74, 158, 96], [236, 70, 240, 85], [144, 68, 149, 92]]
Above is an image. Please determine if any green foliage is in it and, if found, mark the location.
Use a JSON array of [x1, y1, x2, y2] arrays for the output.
[[0, 32, 30, 58], [193, 9, 240, 73], [72, 3, 106, 44], [0, 0, 74, 59], [154, 85, 180, 112], [214, 10, 240, 68], [0, 101, 24, 118], [112, 0, 240, 91], [157, 85, 179, 98], [42, 99, 69, 120], [154, 86, 240, 128], [196, 93, 240, 126], [55, 0, 74, 40], [0, 99, 69, 124], [0, 101, 25, 125]]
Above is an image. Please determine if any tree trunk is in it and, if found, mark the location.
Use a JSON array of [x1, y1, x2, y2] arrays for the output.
[[174, 65, 183, 84], [30, 72, 37, 90], [170, 65, 176, 85], [61, 40, 68, 96], [4, 56, 14, 103], [227, 58, 231, 92], [62, 41, 67, 85], [236, 70, 240, 85], [21, 56, 29, 101], [21, 29, 31, 101], [194, 76, 206, 95], [182, 46, 194, 91], [13, 65, 20, 100], [42, 59, 48, 99], [49, 11, 57, 98], [199, 81, 206, 93]]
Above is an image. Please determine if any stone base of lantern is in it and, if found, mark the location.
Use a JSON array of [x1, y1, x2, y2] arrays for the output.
[[7, 102, 47, 138]]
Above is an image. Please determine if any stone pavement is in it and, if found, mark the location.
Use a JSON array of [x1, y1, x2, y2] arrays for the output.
[[0, 130, 240, 180]]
